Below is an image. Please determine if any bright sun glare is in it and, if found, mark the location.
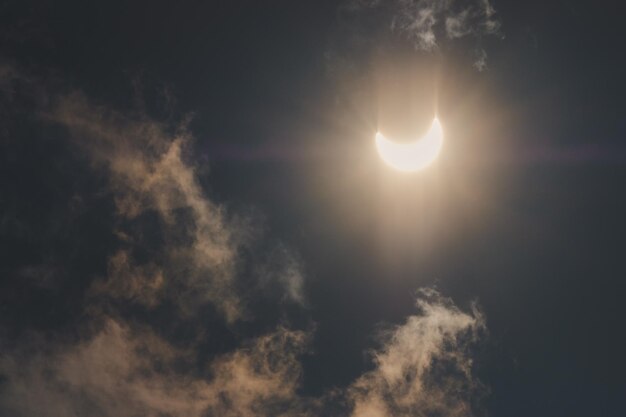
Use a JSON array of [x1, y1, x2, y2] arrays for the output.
[[375, 118, 443, 172]]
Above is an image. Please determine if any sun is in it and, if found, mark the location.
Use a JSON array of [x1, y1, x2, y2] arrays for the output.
[[375, 118, 444, 172]]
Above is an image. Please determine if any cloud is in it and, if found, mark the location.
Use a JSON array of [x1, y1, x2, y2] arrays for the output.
[[473, 48, 488, 72], [0, 318, 310, 417], [341, 0, 502, 67], [257, 243, 307, 305], [48, 92, 244, 321], [44, 91, 309, 322], [446, 9, 472, 39], [16, 263, 64, 290], [0, 290, 484, 417], [0, 68, 487, 416], [89, 250, 165, 308], [207, 326, 311, 417], [348, 289, 485, 417]]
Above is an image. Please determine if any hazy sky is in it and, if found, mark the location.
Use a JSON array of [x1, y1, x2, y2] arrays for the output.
[[1, 1, 625, 416]]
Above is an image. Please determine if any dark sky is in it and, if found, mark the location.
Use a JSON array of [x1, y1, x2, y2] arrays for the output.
[[1, 1, 625, 416]]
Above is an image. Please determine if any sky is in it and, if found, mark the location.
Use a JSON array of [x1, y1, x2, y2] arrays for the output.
[[0, 1, 625, 416]]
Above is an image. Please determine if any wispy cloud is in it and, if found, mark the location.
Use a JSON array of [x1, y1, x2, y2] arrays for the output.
[[342, 0, 502, 67], [49, 92, 244, 321], [46, 92, 309, 321], [473, 48, 488, 71], [89, 250, 165, 308], [348, 289, 485, 416], [257, 243, 307, 305], [0, 319, 310, 417], [0, 67, 487, 417], [1, 290, 484, 417]]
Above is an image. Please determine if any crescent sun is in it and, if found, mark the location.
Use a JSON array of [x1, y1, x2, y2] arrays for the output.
[[375, 118, 444, 172]]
